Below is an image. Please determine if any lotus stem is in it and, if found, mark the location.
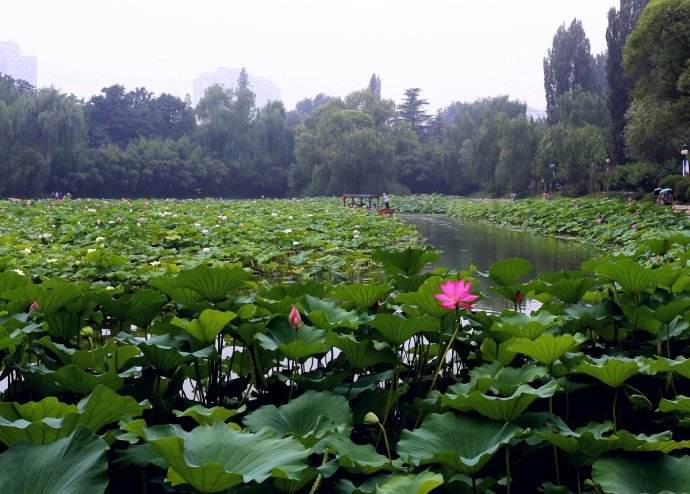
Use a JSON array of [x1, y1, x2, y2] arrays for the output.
[[308, 451, 329, 494], [612, 389, 618, 431], [428, 315, 461, 394], [552, 444, 561, 485], [377, 422, 392, 460]]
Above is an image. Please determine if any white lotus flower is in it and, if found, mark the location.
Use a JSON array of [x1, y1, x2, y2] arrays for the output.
[[11, 269, 25, 276]]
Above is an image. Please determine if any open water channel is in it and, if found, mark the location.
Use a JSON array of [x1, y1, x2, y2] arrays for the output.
[[402, 214, 598, 313]]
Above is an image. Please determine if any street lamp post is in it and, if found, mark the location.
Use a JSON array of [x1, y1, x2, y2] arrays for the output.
[[682, 145, 689, 177]]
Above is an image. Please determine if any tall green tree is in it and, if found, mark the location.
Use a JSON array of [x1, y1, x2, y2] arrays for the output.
[[398, 88, 430, 139], [624, 0, 690, 163], [543, 19, 595, 122], [606, 0, 649, 164], [368, 74, 382, 99]]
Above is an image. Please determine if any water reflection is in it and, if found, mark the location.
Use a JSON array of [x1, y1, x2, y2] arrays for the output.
[[402, 214, 598, 313]]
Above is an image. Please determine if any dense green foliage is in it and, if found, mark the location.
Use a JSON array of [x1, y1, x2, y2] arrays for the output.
[[623, 0, 690, 164], [1, 198, 690, 493], [0, 198, 420, 283], [606, 0, 650, 164]]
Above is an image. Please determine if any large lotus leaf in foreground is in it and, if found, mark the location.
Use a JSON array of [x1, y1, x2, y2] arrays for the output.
[[491, 311, 561, 340], [244, 390, 352, 445], [336, 472, 444, 494], [370, 314, 439, 346], [171, 308, 237, 344], [329, 282, 393, 310], [145, 422, 309, 493], [594, 259, 660, 295], [488, 258, 533, 286], [509, 333, 584, 366], [397, 412, 520, 475], [0, 384, 149, 445], [255, 320, 329, 361], [592, 454, 690, 494], [314, 433, 393, 475], [441, 381, 559, 421], [373, 248, 439, 276], [0, 426, 109, 494], [576, 356, 645, 388]]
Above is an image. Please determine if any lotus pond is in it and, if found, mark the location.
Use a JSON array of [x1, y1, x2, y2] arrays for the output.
[[1, 197, 690, 494]]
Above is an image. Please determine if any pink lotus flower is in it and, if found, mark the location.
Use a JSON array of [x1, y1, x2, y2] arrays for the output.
[[29, 300, 39, 312], [434, 280, 479, 311], [288, 305, 302, 329]]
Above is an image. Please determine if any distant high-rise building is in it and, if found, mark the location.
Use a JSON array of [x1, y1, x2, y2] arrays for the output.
[[193, 67, 281, 108], [0, 42, 37, 86]]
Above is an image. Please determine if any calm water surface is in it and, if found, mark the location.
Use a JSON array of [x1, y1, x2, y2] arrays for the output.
[[403, 214, 598, 312]]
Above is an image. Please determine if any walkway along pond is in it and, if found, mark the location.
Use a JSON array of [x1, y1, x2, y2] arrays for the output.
[[402, 214, 598, 312]]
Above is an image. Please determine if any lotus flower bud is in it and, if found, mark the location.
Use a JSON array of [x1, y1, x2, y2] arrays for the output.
[[364, 412, 380, 425], [80, 326, 94, 338], [29, 300, 39, 313], [288, 305, 302, 329]]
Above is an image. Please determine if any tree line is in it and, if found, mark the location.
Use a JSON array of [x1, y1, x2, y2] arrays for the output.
[[0, 0, 687, 198]]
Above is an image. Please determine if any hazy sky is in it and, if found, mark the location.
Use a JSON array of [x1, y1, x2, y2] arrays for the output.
[[2, 0, 617, 111]]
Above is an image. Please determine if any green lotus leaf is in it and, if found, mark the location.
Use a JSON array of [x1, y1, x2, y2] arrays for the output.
[[244, 391, 352, 445], [173, 404, 245, 426], [8, 279, 85, 315], [95, 288, 167, 327], [326, 333, 395, 369], [442, 381, 559, 421], [592, 454, 690, 494], [658, 395, 690, 414], [653, 297, 690, 324], [544, 277, 595, 304], [395, 276, 448, 318], [134, 334, 213, 373], [314, 434, 393, 474], [172, 265, 250, 302], [397, 412, 520, 475], [595, 259, 660, 295], [472, 363, 550, 394], [648, 357, 690, 379], [0, 270, 31, 293], [492, 311, 561, 340], [614, 429, 690, 453], [149, 276, 202, 305], [171, 308, 237, 344], [370, 314, 439, 346], [145, 423, 309, 493], [21, 363, 124, 395], [336, 472, 443, 494], [329, 283, 393, 310], [302, 295, 360, 329], [480, 337, 516, 366], [538, 421, 620, 464], [373, 248, 439, 276], [0, 426, 109, 494], [36, 337, 139, 372], [509, 333, 584, 366], [376, 472, 444, 494], [0, 385, 149, 445], [255, 319, 328, 361], [489, 258, 532, 286], [576, 356, 644, 388]]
